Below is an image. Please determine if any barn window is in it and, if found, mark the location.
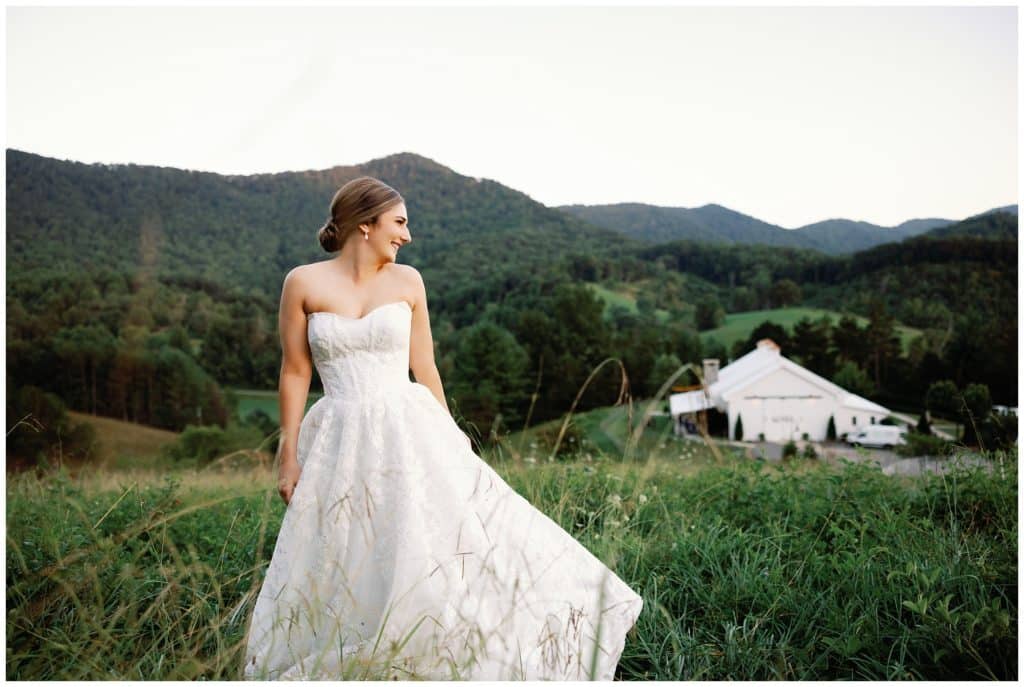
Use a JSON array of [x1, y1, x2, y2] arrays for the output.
[[852, 416, 857, 425], [870, 416, 876, 424]]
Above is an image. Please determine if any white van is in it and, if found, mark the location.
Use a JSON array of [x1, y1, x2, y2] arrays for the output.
[[846, 425, 907, 449]]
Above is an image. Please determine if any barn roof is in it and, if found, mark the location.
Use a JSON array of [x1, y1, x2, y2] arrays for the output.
[[672, 338, 890, 416]]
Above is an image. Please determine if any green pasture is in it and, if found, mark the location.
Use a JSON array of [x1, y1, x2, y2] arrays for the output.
[[700, 307, 922, 353], [231, 388, 322, 425], [587, 282, 675, 323], [7, 436, 1015, 680]]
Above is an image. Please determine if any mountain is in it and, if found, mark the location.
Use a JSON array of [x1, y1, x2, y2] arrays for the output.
[[920, 209, 1018, 241], [966, 204, 1018, 220], [559, 202, 809, 249], [6, 149, 641, 301], [556, 201, 1017, 255]]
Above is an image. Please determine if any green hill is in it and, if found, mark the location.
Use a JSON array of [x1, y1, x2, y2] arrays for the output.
[[699, 307, 921, 355], [6, 149, 641, 302]]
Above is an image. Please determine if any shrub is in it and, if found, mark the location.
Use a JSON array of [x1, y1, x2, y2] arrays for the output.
[[826, 415, 837, 441], [162, 423, 264, 466], [984, 410, 1018, 451], [6, 385, 99, 469], [243, 409, 279, 454], [802, 443, 818, 460], [895, 432, 952, 457], [782, 440, 798, 459], [533, 418, 586, 459], [734, 414, 744, 441], [915, 411, 932, 435]]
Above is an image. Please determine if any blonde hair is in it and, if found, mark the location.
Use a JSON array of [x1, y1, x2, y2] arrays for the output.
[[317, 176, 404, 253]]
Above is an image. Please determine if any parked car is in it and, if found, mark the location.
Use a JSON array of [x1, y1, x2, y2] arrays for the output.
[[845, 425, 908, 449]]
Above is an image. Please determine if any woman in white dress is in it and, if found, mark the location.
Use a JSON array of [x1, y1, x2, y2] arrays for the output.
[[242, 176, 643, 680]]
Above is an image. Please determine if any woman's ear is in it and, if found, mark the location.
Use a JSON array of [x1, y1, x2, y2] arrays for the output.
[[361, 216, 379, 232]]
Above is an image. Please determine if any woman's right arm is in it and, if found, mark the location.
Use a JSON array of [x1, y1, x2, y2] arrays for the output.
[[276, 267, 313, 505]]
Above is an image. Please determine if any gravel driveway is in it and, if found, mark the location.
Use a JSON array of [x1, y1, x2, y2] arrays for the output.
[[818, 443, 995, 477], [723, 439, 997, 478]]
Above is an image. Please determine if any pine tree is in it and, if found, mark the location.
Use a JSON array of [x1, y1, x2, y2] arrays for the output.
[[915, 409, 932, 436]]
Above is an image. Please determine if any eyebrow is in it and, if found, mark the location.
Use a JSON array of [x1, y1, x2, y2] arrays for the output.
[[396, 216, 407, 222]]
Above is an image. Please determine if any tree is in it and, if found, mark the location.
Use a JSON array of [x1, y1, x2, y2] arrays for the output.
[[791, 316, 834, 378], [648, 353, 684, 395], [925, 379, 960, 439], [915, 410, 932, 436], [826, 414, 837, 441], [832, 315, 869, 368], [864, 297, 901, 388], [960, 383, 992, 446], [695, 296, 725, 331], [833, 361, 875, 398], [730, 286, 757, 312], [770, 279, 802, 307], [738, 321, 791, 356], [734, 413, 744, 441], [450, 321, 531, 438]]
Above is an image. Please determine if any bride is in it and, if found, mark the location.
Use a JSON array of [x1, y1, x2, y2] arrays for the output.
[[242, 176, 643, 680]]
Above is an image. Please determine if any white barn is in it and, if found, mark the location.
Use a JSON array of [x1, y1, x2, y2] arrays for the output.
[[669, 339, 891, 442]]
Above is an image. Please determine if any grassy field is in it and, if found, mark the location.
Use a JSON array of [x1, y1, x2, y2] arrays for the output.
[[583, 283, 921, 356], [586, 282, 678, 324], [67, 410, 179, 471], [700, 307, 922, 353], [231, 388, 322, 425], [6, 428, 1016, 680]]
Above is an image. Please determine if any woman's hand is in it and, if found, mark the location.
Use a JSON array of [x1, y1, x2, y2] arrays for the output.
[[278, 460, 302, 505]]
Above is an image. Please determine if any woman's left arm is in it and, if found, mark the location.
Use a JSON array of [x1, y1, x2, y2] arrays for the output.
[[404, 266, 471, 448], [406, 268, 446, 408]]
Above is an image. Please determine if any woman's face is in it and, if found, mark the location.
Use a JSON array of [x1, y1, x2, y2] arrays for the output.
[[365, 202, 411, 262]]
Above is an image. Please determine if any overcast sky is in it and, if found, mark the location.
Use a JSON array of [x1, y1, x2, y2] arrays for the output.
[[6, 4, 1018, 228]]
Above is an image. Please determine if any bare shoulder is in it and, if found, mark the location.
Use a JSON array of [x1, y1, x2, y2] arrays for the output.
[[388, 263, 427, 306], [282, 262, 316, 290], [280, 263, 328, 309], [388, 263, 425, 292], [389, 262, 423, 283]]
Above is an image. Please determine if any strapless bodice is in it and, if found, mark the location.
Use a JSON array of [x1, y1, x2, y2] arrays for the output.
[[306, 300, 413, 399]]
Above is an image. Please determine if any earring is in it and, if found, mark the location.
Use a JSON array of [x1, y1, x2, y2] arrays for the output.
[[363, 232, 369, 240]]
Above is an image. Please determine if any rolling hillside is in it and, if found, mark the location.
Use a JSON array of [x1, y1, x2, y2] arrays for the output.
[[560, 201, 1016, 255], [6, 149, 642, 301]]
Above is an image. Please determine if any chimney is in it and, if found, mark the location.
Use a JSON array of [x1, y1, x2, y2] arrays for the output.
[[702, 358, 719, 386]]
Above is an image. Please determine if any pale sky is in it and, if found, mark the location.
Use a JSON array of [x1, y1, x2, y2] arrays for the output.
[[6, 3, 1018, 228]]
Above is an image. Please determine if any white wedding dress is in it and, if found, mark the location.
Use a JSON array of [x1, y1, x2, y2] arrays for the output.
[[242, 300, 643, 680]]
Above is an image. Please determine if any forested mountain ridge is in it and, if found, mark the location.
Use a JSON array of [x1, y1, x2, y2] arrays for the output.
[[6, 149, 1016, 469], [919, 208, 1018, 240], [559, 200, 1017, 255], [6, 149, 641, 303]]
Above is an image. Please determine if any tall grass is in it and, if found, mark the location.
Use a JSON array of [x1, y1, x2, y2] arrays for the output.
[[6, 443, 1016, 679], [7, 362, 1016, 679]]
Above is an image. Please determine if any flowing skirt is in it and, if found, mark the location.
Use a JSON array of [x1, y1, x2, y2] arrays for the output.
[[243, 381, 643, 680]]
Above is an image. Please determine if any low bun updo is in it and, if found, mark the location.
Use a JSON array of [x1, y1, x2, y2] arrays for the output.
[[318, 176, 405, 253]]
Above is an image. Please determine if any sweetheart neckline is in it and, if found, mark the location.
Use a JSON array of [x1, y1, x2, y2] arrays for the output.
[[306, 299, 411, 322]]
